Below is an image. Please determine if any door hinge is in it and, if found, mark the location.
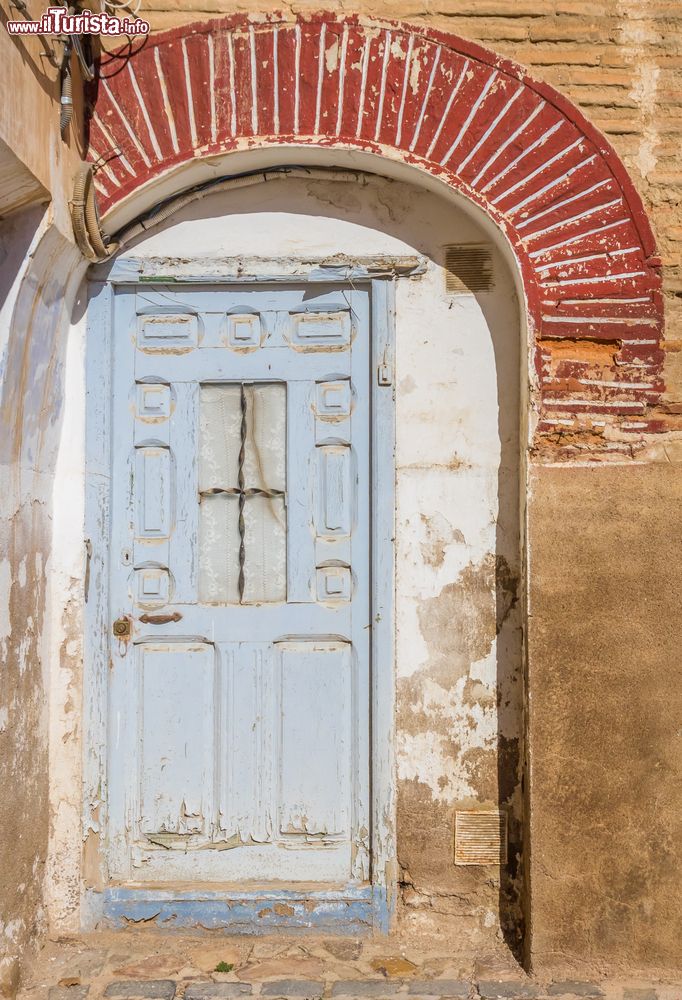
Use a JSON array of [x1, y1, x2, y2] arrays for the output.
[[84, 538, 92, 603]]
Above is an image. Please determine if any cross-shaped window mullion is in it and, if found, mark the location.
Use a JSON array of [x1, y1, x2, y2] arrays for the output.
[[198, 383, 285, 602]]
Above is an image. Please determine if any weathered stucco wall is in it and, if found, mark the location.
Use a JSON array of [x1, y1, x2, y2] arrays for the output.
[[0, 210, 85, 992], [0, 0, 82, 220], [0, 5, 94, 983], [1, 0, 681, 983], [527, 462, 682, 975]]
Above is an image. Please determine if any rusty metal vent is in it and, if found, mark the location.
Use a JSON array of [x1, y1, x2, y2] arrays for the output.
[[454, 809, 507, 866], [444, 244, 494, 294]]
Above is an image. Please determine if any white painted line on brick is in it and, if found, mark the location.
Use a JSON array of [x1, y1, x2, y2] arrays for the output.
[[102, 79, 151, 168], [314, 22, 326, 136], [207, 34, 217, 144], [456, 83, 523, 174], [93, 113, 134, 176], [524, 198, 623, 241], [579, 379, 654, 389], [529, 216, 630, 259], [374, 29, 392, 142], [88, 148, 116, 189], [355, 35, 371, 138], [536, 252, 612, 273], [273, 26, 280, 134], [440, 69, 498, 166], [91, 154, 120, 188], [507, 154, 598, 217], [409, 44, 441, 151], [482, 118, 563, 193], [542, 296, 651, 305], [227, 32, 237, 137], [516, 178, 612, 230], [395, 33, 415, 147], [128, 63, 163, 160], [180, 39, 198, 149], [92, 175, 109, 198], [154, 47, 179, 154], [335, 23, 349, 136], [249, 25, 259, 134], [470, 100, 544, 188], [539, 270, 647, 287], [294, 23, 301, 134], [544, 399, 645, 410], [492, 136, 584, 205], [542, 313, 657, 326], [545, 376, 655, 390], [425, 58, 469, 160]]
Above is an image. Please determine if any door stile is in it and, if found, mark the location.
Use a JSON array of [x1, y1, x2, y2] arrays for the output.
[[369, 278, 397, 927]]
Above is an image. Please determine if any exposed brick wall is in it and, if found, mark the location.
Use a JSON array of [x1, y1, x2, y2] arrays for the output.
[[155, 3, 682, 346], [92, 0, 682, 458], [114, 0, 682, 398]]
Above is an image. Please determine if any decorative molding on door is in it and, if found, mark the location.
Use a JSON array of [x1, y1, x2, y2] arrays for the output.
[[86, 14, 664, 452], [82, 272, 396, 932]]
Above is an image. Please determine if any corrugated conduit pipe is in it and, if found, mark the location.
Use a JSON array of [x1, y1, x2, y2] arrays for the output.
[[60, 66, 73, 135], [114, 167, 366, 248], [71, 163, 119, 261], [72, 165, 365, 262]]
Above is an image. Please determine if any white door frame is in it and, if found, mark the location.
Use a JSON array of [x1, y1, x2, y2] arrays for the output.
[[82, 256, 404, 932]]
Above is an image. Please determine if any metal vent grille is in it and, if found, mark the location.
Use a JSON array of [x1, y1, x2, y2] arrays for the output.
[[454, 809, 507, 866], [444, 244, 494, 294]]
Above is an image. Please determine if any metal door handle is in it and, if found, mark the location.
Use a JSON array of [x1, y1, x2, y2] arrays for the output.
[[138, 611, 183, 625]]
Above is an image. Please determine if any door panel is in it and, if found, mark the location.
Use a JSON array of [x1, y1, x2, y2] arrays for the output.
[[138, 642, 216, 842], [108, 283, 371, 887], [278, 641, 352, 838]]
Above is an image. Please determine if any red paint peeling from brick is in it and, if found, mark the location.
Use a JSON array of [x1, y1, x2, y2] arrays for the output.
[[86, 13, 665, 447]]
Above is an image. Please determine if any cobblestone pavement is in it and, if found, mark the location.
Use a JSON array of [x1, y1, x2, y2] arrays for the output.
[[15, 934, 681, 1000]]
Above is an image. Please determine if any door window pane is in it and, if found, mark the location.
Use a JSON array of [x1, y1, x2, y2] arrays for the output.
[[199, 383, 286, 604]]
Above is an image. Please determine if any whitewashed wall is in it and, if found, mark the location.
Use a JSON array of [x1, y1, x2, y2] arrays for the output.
[[51, 173, 524, 945]]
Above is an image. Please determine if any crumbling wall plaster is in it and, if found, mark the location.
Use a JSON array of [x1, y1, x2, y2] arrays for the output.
[[0, 211, 86, 990]]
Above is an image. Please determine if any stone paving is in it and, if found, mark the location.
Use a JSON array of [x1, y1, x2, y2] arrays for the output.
[[15, 934, 680, 1000]]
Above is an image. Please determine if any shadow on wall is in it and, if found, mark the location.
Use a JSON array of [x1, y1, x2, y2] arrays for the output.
[[478, 279, 525, 963], [436, 237, 525, 961]]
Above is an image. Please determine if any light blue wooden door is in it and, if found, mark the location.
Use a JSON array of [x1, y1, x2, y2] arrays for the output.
[[107, 284, 371, 886]]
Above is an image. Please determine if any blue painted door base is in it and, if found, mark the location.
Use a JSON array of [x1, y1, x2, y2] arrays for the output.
[[89, 885, 389, 934]]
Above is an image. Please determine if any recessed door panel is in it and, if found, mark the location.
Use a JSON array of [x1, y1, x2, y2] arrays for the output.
[[138, 643, 215, 842], [278, 640, 352, 838]]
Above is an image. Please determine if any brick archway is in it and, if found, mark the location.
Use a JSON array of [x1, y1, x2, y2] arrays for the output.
[[87, 13, 664, 445]]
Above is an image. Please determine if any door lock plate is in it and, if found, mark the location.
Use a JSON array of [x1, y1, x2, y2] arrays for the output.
[[112, 616, 132, 638]]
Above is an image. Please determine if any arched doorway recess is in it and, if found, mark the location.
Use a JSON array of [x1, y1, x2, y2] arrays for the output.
[[63, 11, 667, 955]]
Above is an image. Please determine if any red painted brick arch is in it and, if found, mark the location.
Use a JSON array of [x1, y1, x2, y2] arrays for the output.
[[87, 14, 665, 446]]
